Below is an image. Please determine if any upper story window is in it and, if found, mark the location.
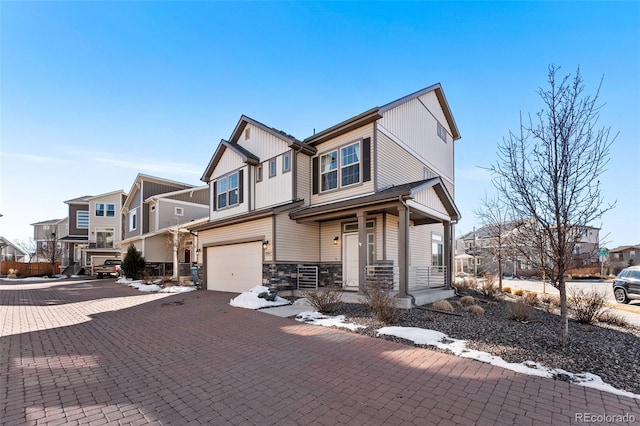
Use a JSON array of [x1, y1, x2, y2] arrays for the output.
[[43, 225, 50, 230], [77, 211, 89, 229], [129, 209, 138, 231], [256, 165, 263, 183], [320, 142, 360, 191], [283, 152, 291, 173], [96, 203, 115, 217], [437, 123, 448, 143], [244, 127, 250, 140], [269, 158, 277, 178], [175, 207, 184, 216], [216, 172, 239, 209]]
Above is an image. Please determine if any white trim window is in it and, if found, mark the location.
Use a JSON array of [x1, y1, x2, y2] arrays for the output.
[[106, 204, 115, 217], [77, 211, 89, 229], [216, 172, 239, 209], [129, 209, 138, 231], [175, 207, 184, 216], [96, 203, 116, 217], [256, 164, 263, 183], [95, 203, 105, 216]]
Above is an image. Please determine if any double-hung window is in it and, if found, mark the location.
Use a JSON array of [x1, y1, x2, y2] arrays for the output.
[[320, 141, 360, 192], [340, 142, 360, 186], [95, 203, 105, 216], [217, 172, 239, 209], [96, 203, 115, 217], [106, 204, 115, 217], [320, 150, 338, 191]]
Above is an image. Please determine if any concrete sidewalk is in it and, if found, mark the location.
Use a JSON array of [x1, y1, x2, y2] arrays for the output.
[[1, 279, 639, 425]]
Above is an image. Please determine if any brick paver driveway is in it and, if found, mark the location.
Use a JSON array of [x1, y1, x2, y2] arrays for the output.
[[1, 279, 639, 425]]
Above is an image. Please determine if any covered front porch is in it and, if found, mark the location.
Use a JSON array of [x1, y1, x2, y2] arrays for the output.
[[289, 178, 460, 307]]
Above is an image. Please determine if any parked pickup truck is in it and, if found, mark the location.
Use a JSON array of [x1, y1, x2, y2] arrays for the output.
[[92, 259, 122, 278]]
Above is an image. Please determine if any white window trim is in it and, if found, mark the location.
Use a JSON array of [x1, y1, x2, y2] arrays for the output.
[[106, 203, 115, 217], [437, 122, 448, 143], [129, 208, 138, 231], [95, 203, 105, 217], [175, 207, 184, 216], [256, 164, 263, 183]]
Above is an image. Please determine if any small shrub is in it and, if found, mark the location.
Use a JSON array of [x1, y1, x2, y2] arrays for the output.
[[512, 288, 524, 296], [466, 305, 485, 316], [597, 310, 629, 327], [524, 292, 539, 306], [432, 300, 454, 313], [364, 279, 398, 323], [304, 284, 342, 314], [541, 293, 560, 307], [451, 300, 463, 309], [7, 268, 18, 278], [480, 280, 498, 298], [507, 300, 533, 322], [502, 286, 511, 294], [568, 287, 606, 325], [121, 244, 146, 280], [460, 295, 475, 306]]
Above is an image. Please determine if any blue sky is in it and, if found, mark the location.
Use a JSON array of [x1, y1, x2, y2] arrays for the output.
[[1, 1, 639, 249]]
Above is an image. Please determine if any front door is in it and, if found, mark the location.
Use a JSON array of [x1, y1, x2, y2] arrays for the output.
[[343, 234, 359, 289]]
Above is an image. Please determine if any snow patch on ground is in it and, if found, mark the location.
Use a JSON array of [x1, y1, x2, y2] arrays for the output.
[[229, 286, 291, 309], [377, 326, 640, 400], [159, 286, 197, 293], [3, 275, 67, 282], [295, 311, 365, 331]]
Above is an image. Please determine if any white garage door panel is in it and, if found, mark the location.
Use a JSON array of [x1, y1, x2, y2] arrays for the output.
[[207, 242, 262, 293]]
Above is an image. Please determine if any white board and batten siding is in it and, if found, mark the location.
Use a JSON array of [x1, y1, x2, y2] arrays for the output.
[[310, 124, 375, 206], [240, 124, 291, 161], [254, 154, 293, 210], [274, 213, 319, 262], [378, 91, 454, 183]]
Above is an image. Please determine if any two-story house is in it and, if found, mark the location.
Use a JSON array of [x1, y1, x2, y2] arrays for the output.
[[0, 236, 28, 262], [194, 84, 461, 307], [119, 174, 208, 277], [57, 195, 91, 273], [31, 218, 67, 264], [84, 190, 128, 268]]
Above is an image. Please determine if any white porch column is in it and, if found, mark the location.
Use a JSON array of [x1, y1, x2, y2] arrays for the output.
[[444, 221, 452, 289], [357, 210, 367, 295], [398, 204, 409, 298]]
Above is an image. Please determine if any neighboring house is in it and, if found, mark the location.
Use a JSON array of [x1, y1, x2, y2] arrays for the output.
[[0, 237, 28, 262], [119, 174, 207, 277], [84, 190, 128, 268], [458, 222, 600, 276], [194, 84, 462, 307], [609, 244, 640, 270], [31, 218, 67, 263], [57, 195, 92, 274]]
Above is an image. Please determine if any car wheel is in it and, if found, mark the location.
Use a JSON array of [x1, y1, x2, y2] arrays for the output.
[[613, 288, 630, 304]]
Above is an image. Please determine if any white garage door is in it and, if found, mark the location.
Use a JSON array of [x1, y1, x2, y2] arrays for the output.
[[206, 242, 262, 293]]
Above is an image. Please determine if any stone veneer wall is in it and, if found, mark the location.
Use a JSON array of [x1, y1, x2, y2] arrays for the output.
[[263, 263, 342, 291]]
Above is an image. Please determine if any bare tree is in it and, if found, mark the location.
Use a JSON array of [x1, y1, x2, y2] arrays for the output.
[[15, 238, 37, 263], [490, 65, 615, 344], [39, 231, 63, 275], [474, 194, 512, 291]]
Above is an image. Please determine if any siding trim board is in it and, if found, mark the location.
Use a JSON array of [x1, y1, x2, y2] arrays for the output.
[[203, 236, 264, 248]]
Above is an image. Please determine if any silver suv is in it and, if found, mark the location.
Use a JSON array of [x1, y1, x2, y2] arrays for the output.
[[612, 265, 640, 304]]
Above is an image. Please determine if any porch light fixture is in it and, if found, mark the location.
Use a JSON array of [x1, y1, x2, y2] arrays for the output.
[[333, 236, 339, 245], [263, 240, 269, 249]]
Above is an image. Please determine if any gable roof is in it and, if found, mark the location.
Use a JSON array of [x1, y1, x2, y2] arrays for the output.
[[124, 173, 196, 210], [87, 190, 127, 200], [304, 83, 460, 146], [0, 236, 28, 256], [201, 115, 317, 182], [30, 218, 64, 226], [64, 195, 92, 205], [610, 244, 640, 253]]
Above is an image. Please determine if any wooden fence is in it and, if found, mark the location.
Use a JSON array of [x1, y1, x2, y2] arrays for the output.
[[1, 262, 61, 277]]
